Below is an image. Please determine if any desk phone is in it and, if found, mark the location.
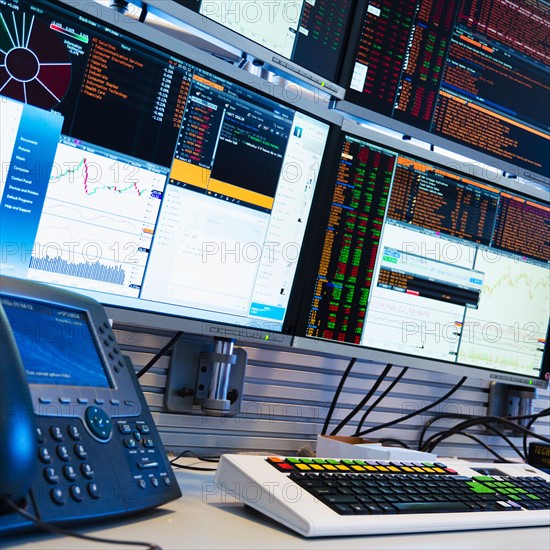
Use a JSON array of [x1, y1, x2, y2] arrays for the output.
[[0, 276, 181, 535]]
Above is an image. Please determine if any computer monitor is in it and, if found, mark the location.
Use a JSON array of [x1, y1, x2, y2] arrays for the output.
[[336, 0, 550, 186], [0, 0, 341, 343], [292, 119, 550, 389], [144, 0, 357, 98]]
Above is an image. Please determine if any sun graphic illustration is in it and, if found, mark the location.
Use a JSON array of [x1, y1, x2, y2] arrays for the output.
[[0, 11, 72, 109]]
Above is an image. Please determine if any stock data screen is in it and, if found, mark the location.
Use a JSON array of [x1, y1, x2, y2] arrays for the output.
[[300, 130, 549, 379], [173, 0, 355, 84], [341, 0, 550, 181], [0, 0, 331, 332]]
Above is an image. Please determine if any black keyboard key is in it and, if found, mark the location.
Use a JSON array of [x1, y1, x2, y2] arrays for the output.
[[393, 501, 472, 514], [325, 494, 358, 505], [333, 504, 354, 515]]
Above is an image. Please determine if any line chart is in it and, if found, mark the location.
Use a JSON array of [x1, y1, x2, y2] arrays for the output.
[[29, 141, 166, 296], [51, 157, 150, 197]]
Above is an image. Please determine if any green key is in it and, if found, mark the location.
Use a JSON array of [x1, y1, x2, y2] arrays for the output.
[[326, 459, 340, 465], [473, 476, 494, 482], [287, 457, 300, 463], [527, 494, 541, 500], [467, 482, 495, 493], [509, 495, 522, 501], [313, 458, 327, 464]]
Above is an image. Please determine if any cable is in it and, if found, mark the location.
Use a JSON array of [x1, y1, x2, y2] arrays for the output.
[[330, 363, 393, 436], [136, 331, 183, 379], [353, 367, 408, 436], [321, 356, 356, 436], [170, 449, 220, 472], [173, 450, 220, 463], [376, 438, 411, 449], [422, 414, 550, 454], [435, 432, 513, 462], [170, 462, 218, 472], [354, 376, 468, 438], [170, 450, 219, 471], [418, 413, 526, 460], [523, 407, 550, 459], [138, 2, 148, 23], [2, 497, 161, 550], [419, 408, 550, 452]]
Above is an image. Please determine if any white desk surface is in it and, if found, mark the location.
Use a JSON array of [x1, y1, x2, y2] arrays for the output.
[[3, 464, 550, 550]]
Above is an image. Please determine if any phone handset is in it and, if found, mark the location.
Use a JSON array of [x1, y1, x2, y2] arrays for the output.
[[0, 303, 37, 511]]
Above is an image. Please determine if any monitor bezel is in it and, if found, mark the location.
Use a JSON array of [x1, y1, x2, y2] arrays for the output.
[[143, 0, 352, 99], [290, 119, 550, 389]]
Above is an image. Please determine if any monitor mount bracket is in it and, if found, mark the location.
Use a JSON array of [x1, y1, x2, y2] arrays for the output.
[[164, 336, 247, 417]]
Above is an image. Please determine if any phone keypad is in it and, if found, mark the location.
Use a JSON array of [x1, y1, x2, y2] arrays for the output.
[[37, 423, 100, 507]]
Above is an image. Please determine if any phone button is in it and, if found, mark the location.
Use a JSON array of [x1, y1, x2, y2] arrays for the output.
[[63, 464, 77, 482], [74, 444, 88, 460], [87, 482, 100, 499], [36, 427, 46, 444], [68, 425, 81, 441], [56, 445, 70, 462], [84, 406, 113, 441], [50, 487, 65, 506], [39, 447, 52, 464], [43, 467, 59, 484], [50, 426, 64, 442], [81, 463, 95, 479], [118, 423, 132, 434], [70, 485, 84, 502]]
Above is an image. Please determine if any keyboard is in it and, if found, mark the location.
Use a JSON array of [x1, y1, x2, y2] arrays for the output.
[[214, 454, 550, 537]]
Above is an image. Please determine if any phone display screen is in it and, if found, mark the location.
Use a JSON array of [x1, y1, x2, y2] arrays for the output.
[[0, 297, 112, 388]]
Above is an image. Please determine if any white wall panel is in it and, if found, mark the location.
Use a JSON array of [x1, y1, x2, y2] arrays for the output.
[[118, 324, 550, 463]]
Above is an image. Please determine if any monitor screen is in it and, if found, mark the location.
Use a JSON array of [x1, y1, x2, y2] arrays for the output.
[[292, 121, 550, 387], [338, 0, 550, 185], [148, 0, 356, 96], [0, 0, 337, 338]]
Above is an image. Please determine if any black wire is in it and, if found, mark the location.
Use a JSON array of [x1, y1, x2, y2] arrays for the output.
[[136, 331, 183, 379], [418, 413, 526, 460], [354, 376, 468, 438], [2, 497, 161, 550], [421, 408, 550, 455], [321, 356, 356, 436], [523, 407, 550, 459], [422, 414, 550, 454], [424, 411, 550, 451], [376, 438, 411, 449], [417, 412, 456, 450], [330, 363, 393, 436], [354, 367, 408, 436], [138, 2, 148, 23], [170, 450, 219, 471], [170, 462, 218, 471], [432, 431, 512, 462], [173, 450, 220, 463]]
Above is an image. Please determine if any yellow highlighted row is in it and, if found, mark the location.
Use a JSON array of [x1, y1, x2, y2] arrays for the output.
[[169, 158, 273, 210]]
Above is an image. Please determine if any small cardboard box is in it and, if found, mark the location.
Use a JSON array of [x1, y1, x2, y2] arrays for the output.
[[316, 435, 437, 462]]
